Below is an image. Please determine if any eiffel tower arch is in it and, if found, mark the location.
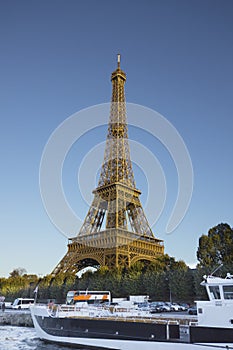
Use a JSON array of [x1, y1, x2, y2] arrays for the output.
[[52, 55, 164, 275]]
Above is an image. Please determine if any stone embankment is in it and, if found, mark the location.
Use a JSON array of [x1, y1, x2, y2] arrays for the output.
[[0, 311, 33, 327]]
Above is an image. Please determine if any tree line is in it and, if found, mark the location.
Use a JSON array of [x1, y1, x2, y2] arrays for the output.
[[1, 223, 232, 304]]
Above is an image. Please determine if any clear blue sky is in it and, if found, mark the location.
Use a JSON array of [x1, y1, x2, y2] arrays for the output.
[[0, 0, 232, 277]]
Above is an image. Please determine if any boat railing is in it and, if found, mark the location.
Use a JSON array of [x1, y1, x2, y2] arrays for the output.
[[45, 303, 183, 326]]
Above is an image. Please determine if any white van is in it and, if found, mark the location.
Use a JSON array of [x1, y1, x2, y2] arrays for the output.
[[12, 298, 34, 310]]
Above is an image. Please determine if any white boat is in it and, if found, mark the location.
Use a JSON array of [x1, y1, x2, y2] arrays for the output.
[[190, 272, 233, 344], [30, 274, 233, 349]]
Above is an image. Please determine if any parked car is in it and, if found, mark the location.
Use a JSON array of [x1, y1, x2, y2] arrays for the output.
[[136, 302, 150, 311], [149, 302, 164, 313], [158, 302, 171, 312], [150, 301, 190, 313], [187, 306, 197, 315], [12, 298, 34, 310], [167, 302, 180, 311], [179, 303, 189, 311]]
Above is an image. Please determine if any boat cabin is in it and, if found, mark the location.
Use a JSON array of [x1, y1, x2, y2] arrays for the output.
[[196, 273, 233, 328], [201, 273, 233, 301]]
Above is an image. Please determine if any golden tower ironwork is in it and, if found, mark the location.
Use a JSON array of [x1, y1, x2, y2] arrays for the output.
[[53, 55, 164, 275]]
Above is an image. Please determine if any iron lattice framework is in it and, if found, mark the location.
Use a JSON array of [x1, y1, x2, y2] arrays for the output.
[[52, 55, 164, 275]]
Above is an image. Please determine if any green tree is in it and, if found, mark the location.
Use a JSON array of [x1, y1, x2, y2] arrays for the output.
[[0, 271, 39, 301], [123, 263, 144, 296], [193, 266, 209, 300], [197, 223, 233, 271], [38, 274, 53, 300], [9, 267, 27, 278], [195, 223, 233, 299], [49, 273, 67, 302]]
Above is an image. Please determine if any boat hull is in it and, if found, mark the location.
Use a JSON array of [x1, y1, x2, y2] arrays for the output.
[[30, 305, 233, 350], [190, 325, 233, 343]]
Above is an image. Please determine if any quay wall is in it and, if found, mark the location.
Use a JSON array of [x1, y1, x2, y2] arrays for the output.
[[0, 312, 33, 327]]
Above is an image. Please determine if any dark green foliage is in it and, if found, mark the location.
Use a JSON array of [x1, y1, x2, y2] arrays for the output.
[[2, 223, 231, 303], [9, 268, 27, 278], [193, 266, 209, 300], [0, 272, 39, 301], [195, 223, 233, 298], [197, 223, 233, 271], [0, 260, 196, 304]]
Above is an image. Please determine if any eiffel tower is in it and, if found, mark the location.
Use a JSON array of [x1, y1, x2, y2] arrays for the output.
[[52, 55, 164, 275]]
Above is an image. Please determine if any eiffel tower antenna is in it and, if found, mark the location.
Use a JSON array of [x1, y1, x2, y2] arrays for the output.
[[52, 55, 164, 275]]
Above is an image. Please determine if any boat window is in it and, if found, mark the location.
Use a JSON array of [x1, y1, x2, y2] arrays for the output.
[[209, 286, 221, 299], [223, 285, 233, 299]]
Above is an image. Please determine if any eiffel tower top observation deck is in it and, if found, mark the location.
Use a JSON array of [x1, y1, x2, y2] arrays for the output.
[[52, 55, 164, 275]]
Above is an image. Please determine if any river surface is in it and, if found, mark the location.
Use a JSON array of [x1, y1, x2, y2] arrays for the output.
[[0, 325, 91, 350]]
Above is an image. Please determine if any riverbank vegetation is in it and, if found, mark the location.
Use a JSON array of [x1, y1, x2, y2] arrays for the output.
[[1, 223, 232, 304]]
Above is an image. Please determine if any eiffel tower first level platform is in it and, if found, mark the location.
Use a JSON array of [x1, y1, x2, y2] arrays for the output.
[[52, 55, 164, 275]]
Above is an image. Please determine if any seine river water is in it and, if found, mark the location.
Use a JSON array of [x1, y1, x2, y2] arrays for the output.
[[0, 325, 89, 350]]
